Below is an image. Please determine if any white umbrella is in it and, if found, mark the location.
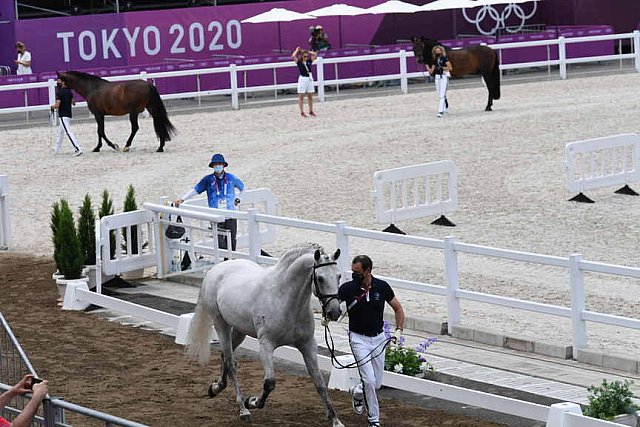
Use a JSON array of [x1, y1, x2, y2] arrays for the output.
[[241, 8, 316, 52], [364, 0, 422, 14], [305, 4, 367, 48], [418, 0, 476, 11]]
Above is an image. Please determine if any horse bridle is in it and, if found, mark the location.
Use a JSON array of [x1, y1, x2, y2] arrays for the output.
[[311, 260, 339, 319]]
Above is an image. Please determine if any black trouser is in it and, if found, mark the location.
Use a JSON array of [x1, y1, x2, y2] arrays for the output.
[[217, 218, 237, 252]]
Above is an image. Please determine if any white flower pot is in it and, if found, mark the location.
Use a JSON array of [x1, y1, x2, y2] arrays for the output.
[[611, 412, 639, 427], [56, 276, 90, 300], [52, 270, 63, 281], [121, 268, 145, 281], [82, 265, 97, 290]]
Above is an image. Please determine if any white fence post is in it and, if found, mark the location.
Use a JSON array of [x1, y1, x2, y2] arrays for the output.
[[444, 236, 460, 334], [569, 253, 587, 359], [634, 30, 640, 73], [230, 63, 239, 110], [335, 221, 351, 279], [246, 208, 261, 261], [399, 49, 408, 94], [316, 56, 325, 102], [0, 175, 10, 250], [558, 36, 567, 80]]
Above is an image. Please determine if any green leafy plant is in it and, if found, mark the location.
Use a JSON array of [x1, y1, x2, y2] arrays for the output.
[[584, 379, 638, 420], [382, 321, 436, 376], [77, 194, 96, 266], [122, 184, 139, 254], [50, 201, 62, 272], [98, 189, 115, 259], [55, 199, 84, 280]]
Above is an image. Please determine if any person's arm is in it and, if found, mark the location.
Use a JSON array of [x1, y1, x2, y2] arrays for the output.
[[50, 99, 61, 111], [21, 52, 31, 68], [427, 64, 435, 76], [11, 381, 48, 427], [0, 375, 31, 408], [292, 47, 301, 62], [444, 59, 453, 74], [388, 297, 405, 342], [174, 188, 197, 207], [309, 51, 318, 60], [233, 177, 245, 206]]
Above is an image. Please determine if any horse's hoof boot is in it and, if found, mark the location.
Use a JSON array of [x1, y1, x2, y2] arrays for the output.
[[122, 147, 130, 153]]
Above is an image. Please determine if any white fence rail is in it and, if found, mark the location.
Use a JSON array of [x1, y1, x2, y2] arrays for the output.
[[0, 175, 10, 250], [1, 31, 639, 115], [564, 133, 640, 196], [94, 201, 640, 361], [372, 161, 458, 224]]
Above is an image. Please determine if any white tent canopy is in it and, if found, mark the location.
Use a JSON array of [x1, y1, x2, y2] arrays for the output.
[[241, 8, 316, 23], [419, 0, 538, 11], [306, 3, 366, 17], [364, 0, 421, 14]]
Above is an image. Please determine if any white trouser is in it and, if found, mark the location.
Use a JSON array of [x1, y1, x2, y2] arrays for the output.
[[435, 74, 449, 113], [349, 331, 387, 423], [54, 116, 82, 152]]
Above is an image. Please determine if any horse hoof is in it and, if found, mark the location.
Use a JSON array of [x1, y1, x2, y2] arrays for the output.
[[239, 413, 252, 422], [485, 107, 492, 111], [92, 148, 100, 153], [113, 144, 119, 150], [207, 384, 219, 398], [122, 147, 130, 153], [156, 147, 164, 153], [332, 419, 345, 427]]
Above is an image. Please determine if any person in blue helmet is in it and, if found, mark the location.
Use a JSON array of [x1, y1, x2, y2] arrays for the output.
[[175, 153, 245, 252]]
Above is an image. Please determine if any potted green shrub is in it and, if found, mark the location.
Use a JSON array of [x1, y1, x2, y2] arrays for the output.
[[50, 201, 62, 281], [54, 199, 89, 301], [77, 194, 97, 289], [584, 379, 639, 426]]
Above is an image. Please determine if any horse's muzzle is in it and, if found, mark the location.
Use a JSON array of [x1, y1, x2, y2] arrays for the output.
[[325, 303, 341, 321]]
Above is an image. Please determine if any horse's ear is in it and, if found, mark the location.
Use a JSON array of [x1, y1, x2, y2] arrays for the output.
[[411, 36, 417, 42], [333, 249, 340, 260], [314, 249, 321, 262]]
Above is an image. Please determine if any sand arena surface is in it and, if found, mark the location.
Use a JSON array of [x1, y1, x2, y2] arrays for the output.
[[2, 73, 640, 355]]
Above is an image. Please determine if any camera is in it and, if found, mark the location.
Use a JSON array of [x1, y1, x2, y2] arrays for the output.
[[29, 377, 43, 388]]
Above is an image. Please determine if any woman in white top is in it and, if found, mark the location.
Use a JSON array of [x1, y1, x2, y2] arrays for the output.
[[15, 42, 32, 75]]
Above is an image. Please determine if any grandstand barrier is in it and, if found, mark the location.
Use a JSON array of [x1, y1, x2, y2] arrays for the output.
[[0, 175, 9, 250], [372, 161, 458, 232], [564, 133, 640, 203], [1, 31, 639, 115], [87, 202, 640, 361]]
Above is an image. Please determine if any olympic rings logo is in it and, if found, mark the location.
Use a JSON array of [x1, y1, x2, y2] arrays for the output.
[[462, 2, 538, 36]]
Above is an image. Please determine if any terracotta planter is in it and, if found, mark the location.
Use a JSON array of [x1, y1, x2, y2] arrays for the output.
[[56, 276, 90, 301]]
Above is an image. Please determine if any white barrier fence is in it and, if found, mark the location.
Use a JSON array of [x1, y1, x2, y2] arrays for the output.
[[59, 282, 629, 427], [93, 201, 640, 360], [1, 31, 639, 115], [564, 133, 640, 201], [372, 161, 458, 226], [0, 175, 10, 250]]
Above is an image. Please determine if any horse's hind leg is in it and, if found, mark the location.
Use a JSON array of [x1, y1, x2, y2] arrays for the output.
[[244, 339, 276, 411], [122, 113, 139, 153], [299, 338, 344, 427], [214, 320, 251, 421], [208, 328, 246, 398], [482, 74, 493, 111]]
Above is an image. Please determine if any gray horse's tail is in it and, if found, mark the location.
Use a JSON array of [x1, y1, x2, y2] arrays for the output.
[[185, 294, 214, 366]]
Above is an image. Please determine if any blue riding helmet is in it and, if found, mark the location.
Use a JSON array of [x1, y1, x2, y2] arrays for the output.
[[208, 153, 228, 168]]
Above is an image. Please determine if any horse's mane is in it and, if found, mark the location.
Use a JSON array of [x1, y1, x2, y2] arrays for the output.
[[65, 71, 108, 83], [273, 242, 325, 274]]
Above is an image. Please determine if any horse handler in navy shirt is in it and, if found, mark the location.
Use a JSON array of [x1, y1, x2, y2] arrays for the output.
[[292, 46, 317, 117], [338, 255, 405, 427], [175, 153, 244, 253]]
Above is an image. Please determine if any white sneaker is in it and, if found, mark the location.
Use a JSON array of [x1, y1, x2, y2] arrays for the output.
[[349, 386, 364, 415], [52, 147, 60, 154], [74, 150, 83, 157], [436, 112, 444, 118]]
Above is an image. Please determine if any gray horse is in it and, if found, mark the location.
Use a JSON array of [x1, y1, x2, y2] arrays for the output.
[[186, 243, 344, 426]]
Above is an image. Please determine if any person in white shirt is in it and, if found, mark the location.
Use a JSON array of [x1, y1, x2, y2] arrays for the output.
[[15, 41, 32, 75]]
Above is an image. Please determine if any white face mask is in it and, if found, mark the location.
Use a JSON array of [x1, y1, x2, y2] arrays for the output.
[[213, 165, 224, 174]]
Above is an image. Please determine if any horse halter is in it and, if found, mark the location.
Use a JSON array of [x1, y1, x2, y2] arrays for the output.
[[311, 260, 339, 318]]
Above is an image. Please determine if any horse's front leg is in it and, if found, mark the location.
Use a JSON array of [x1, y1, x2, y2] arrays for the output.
[[299, 338, 344, 427], [92, 116, 103, 152], [244, 339, 276, 410], [95, 114, 119, 150], [122, 112, 139, 153]]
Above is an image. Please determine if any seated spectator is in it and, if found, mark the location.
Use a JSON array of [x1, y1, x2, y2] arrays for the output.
[[0, 374, 49, 427], [310, 25, 331, 52]]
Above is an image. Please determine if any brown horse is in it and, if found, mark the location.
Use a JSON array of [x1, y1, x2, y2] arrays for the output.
[[56, 71, 176, 152], [411, 37, 501, 111]]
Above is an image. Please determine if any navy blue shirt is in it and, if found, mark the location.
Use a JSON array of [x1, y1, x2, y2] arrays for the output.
[[338, 276, 395, 336], [297, 59, 313, 77], [56, 87, 73, 118]]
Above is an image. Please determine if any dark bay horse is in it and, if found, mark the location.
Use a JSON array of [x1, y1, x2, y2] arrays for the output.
[[56, 71, 176, 152], [411, 37, 501, 111]]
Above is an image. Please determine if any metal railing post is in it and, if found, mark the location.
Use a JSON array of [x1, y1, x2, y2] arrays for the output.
[[230, 63, 239, 110], [399, 49, 408, 94], [316, 56, 325, 102], [569, 253, 587, 359], [335, 221, 351, 280], [246, 208, 261, 261], [444, 236, 460, 334], [634, 30, 640, 73], [558, 36, 567, 80]]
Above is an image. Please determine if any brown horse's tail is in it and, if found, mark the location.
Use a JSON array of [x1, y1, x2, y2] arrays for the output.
[[490, 54, 501, 100], [147, 84, 176, 142]]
